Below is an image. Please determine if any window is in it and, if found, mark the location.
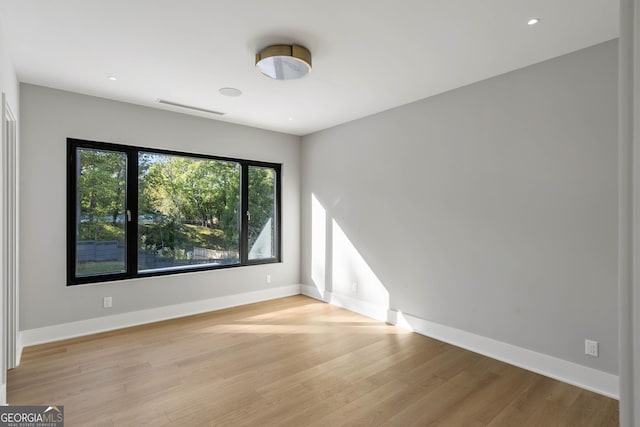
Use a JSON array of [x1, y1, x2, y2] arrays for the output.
[[72, 147, 128, 278], [67, 138, 281, 285], [248, 166, 277, 261], [137, 152, 241, 273]]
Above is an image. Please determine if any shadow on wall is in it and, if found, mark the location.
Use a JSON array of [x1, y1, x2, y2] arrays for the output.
[[310, 193, 392, 322]]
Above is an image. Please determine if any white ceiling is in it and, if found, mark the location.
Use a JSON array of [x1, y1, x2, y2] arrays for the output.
[[0, 0, 619, 136]]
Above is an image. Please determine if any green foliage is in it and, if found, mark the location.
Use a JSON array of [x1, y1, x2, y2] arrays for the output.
[[138, 222, 225, 252], [138, 153, 240, 252], [76, 261, 125, 276], [77, 149, 126, 242], [76, 148, 276, 264], [248, 167, 275, 247], [78, 223, 125, 241]]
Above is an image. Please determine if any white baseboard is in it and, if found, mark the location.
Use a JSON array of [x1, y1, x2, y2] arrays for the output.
[[18, 283, 619, 399], [387, 309, 619, 399], [299, 284, 325, 301], [20, 285, 301, 348], [301, 284, 619, 399], [300, 285, 388, 321], [15, 332, 23, 367]]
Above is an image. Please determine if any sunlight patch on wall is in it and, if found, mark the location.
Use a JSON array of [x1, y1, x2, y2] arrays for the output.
[[331, 219, 389, 309], [311, 194, 326, 291]]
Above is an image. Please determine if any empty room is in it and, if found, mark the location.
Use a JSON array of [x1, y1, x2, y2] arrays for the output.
[[0, 0, 638, 426]]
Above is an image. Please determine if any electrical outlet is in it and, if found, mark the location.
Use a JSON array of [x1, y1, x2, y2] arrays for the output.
[[265, 274, 272, 284], [585, 339, 599, 357], [103, 296, 113, 309]]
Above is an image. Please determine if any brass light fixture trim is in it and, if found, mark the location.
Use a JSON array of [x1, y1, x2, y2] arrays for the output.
[[255, 44, 312, 80]]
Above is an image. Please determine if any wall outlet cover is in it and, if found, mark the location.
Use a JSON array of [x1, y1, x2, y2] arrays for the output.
[[585, 339, 599, 357]]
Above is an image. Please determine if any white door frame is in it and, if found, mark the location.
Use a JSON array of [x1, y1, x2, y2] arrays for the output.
[[1, 92, 18, 399]]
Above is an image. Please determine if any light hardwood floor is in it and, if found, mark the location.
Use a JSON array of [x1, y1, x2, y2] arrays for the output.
[[9, 295, 618, 426]]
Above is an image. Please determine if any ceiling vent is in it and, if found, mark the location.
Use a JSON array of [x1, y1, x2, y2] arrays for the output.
[[157, 99, 225, 115]]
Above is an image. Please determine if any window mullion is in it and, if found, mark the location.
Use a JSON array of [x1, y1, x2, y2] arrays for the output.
[[240, 162, 249, 265], [276, 164, 282, 262], [127, 149, 138, 277], [66, 143, 77, 285]]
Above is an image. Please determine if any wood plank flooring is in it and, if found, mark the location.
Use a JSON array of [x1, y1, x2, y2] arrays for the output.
[[8, 295, 618, 426]]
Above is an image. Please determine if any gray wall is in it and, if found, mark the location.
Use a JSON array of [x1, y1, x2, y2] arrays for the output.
[[301, 40, 619, 374], [19, 84, 301, 330], [0, 28, 18, 111]]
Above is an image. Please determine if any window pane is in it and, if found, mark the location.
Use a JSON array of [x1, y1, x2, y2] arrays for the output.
[[137, 152, 240, 272], [75, 148, 127, 276], [248, 166, 277, 260]]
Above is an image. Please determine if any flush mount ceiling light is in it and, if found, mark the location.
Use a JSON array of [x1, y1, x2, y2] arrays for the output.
[[255, 44, 312, 80], [527, 17, 540, 25]]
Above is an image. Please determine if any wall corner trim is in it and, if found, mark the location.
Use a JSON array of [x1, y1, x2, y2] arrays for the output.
[[300, 284, 619, 399], [20, 285, 301, 348]]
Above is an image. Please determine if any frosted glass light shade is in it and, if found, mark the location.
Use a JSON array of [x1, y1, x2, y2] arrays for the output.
[[255, 45, 312, 80]]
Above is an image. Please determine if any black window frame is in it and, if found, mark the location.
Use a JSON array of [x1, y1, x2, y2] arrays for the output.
[[67, 138, 282, 286]]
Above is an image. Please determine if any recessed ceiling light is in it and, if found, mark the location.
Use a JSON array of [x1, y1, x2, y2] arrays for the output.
[[527, 18, 540, 26], [107, 75, 117, 81], [256, 44, 312, 80], [219, 87, 242, 97], [288, 117, 293, 121]]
